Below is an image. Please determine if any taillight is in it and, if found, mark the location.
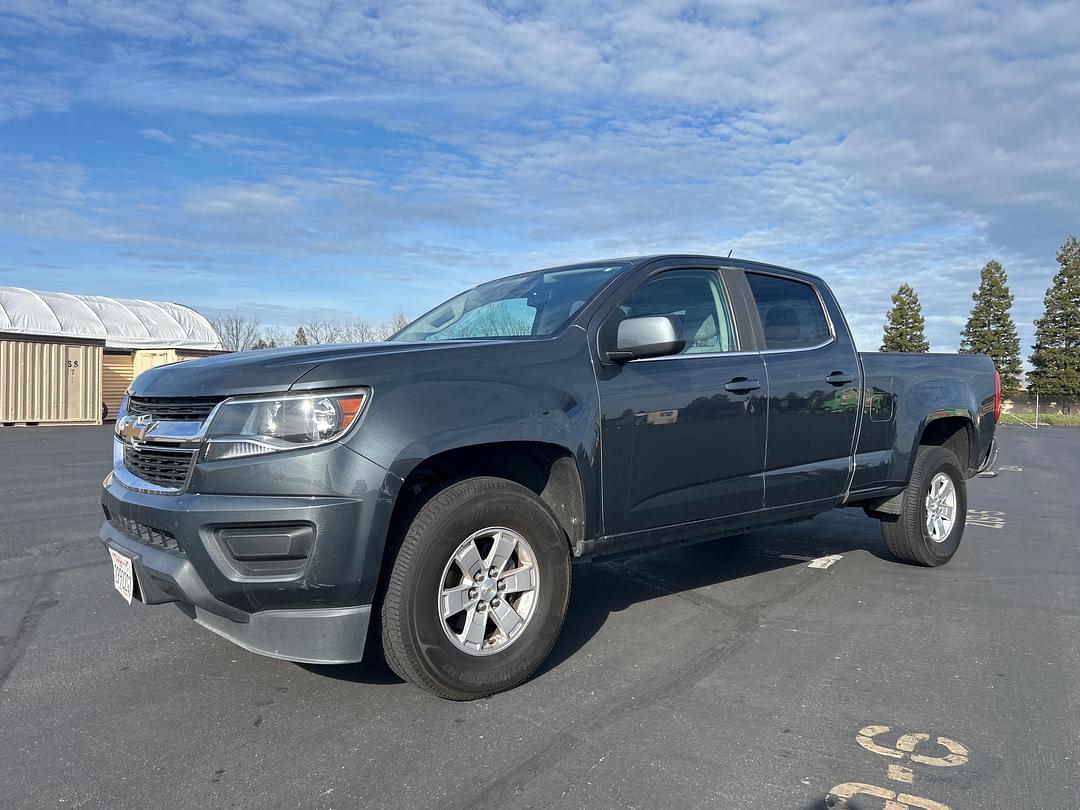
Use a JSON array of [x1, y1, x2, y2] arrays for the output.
[[993, 370, 1002, 422]]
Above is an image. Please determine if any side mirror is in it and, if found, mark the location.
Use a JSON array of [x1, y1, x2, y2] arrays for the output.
[[605, 315, 686, 362]]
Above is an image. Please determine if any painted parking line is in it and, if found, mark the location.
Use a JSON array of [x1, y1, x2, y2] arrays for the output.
[[777, 553, 843, 569], [966, 509, 1006, 529]]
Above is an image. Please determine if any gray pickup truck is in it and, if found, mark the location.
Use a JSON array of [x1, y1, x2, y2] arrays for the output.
[[100, 255, 999, 699]]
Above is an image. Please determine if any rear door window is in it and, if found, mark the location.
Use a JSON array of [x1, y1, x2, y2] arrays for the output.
[[746, 273, 832, 350]]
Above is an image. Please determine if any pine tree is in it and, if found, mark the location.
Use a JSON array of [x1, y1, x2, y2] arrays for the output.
[[881, 283, 929, 352], [1028, 236, 1080, 395], [294, 326, 308, 346], [959, 260, 1022, 395]]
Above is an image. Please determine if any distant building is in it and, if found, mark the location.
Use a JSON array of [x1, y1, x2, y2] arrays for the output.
[[0, 287, 223, 426]]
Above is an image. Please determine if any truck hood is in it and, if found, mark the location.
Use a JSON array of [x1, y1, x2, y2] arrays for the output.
[[128, 341, 490, 398]]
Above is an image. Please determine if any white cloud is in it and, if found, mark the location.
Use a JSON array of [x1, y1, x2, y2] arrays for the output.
[[138, 127, 174, 143], [0, 0, 1077, 351]]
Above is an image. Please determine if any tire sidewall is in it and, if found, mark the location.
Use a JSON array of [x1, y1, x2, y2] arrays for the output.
[[400, 482, 570, 696], [915, 448, 967, 562]]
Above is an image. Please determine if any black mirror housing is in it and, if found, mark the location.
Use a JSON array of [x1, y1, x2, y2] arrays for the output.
[[606, 315, 686, 362]]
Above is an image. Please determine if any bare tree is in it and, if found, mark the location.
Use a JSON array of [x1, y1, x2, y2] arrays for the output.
[[265, 325, 291, 348], [243, 309, 412, 349], [341, 317, 381, 343], [210, 313, 262, 352], [383, 310, 411, 337], [301, 319, 346, 344], [251, 325, 291, 349]]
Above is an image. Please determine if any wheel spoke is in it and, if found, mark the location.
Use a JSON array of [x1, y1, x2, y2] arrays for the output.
[[486, 530, 518, 575], [490, 599, 524, 638], [458, 605, 488, 648], [499, 564, 537, 594], [441, 583, 476, 618], [454, 539, 484, 580]]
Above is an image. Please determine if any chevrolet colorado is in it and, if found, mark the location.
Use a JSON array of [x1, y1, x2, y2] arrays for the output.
[[100, 255, 999, 699]]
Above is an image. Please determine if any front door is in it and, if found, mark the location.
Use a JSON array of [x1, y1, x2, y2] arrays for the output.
[[744, 271, 861, 507], [596, 267, 767, 536]]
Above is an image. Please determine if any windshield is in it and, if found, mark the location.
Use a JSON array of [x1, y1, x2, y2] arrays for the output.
[[391, 263, 628, 342]]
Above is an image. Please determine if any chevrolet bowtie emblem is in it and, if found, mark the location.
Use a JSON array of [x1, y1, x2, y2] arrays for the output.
[[117, 413, 157, 443]]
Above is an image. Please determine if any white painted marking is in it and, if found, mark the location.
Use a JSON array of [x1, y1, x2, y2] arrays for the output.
[[807, 554, 843, 569], [997, 465, 1023, 472], [967, 509, 1006, 529]]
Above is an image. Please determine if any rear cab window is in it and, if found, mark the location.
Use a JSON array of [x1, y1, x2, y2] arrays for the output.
[[746, 272, 832, 350]]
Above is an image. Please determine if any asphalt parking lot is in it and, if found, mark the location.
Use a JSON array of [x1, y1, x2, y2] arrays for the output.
[[1, 425, 1078, 809]]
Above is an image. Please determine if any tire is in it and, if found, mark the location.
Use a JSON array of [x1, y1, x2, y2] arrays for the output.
[[881, 445, 967, 566], [380, 476, 571, 700]]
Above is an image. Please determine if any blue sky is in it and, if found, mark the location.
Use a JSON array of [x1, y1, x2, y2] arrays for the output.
[[1, 0, 1078, 351]]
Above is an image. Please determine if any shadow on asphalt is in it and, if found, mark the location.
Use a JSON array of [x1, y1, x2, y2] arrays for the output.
[[300, 656, 403, 685], [300, 510, 895, 688], [540, 512, 894, 677]]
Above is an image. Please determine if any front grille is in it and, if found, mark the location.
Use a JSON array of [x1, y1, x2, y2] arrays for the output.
[[123, 445, 196, 489], [109, 512, 182, 553], [127, 396, 222, 422]]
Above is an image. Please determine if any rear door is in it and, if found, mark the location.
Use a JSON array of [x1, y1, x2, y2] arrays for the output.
[[743, 270, 861, 507], [595, 263, 767, 535]]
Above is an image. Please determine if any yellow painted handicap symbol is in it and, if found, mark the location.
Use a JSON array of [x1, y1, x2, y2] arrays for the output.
[[825, 782, 950, 810], [826, 725, 970, 809], [856, 725, 970, 768]]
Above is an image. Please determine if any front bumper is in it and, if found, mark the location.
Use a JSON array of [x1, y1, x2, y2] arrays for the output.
[[101, 523, 372, 663], [99, 449, 398, 664]]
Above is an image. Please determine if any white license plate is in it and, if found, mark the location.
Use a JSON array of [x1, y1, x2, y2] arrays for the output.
[[109, 547, 135, 604]]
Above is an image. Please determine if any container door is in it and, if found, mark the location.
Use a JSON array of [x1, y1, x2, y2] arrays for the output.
[[63, 345, 84, 421], [102, 352, 134, 420]]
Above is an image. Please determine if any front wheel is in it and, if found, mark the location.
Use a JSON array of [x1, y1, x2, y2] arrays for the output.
[[881, 445, 967, 566], [380, 477, 571, 700]]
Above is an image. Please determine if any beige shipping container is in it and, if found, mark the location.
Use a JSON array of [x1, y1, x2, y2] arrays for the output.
[[133, 348, 182, 378], [133, 348, 219, 379], [0, 337, 103, 425]]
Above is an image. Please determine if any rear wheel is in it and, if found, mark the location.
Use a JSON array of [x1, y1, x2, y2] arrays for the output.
[[881, 445, 967, 566], [380, 476, 571, 700]]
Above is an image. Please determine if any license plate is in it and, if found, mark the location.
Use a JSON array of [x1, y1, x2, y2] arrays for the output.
[[109, 547, 135, 604]]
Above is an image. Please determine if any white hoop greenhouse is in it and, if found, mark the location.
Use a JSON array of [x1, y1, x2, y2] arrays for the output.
[[0, 287, 223, 426]]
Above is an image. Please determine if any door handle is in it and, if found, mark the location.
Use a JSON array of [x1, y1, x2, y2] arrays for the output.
[[725, 377, 761, 394], [826, 371, 854, 386]]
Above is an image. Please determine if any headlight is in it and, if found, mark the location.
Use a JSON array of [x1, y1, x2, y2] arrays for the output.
[[203, 389, 369, 461]]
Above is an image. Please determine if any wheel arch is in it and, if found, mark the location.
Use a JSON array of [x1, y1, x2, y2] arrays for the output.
[[915, 413, 976, 473], [388, 440, 587, 556]]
